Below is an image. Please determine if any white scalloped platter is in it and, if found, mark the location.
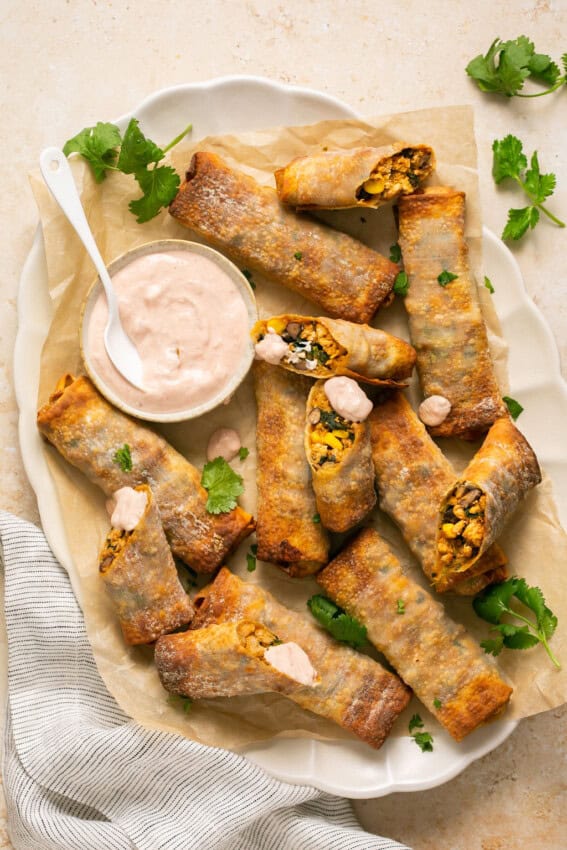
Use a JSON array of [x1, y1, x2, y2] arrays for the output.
[[16, 78, 567, 798]]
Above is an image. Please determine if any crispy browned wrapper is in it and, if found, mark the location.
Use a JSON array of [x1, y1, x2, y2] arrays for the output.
[[305, 381, 376, 532], [251, 315, 416, 385], [436, 417, 541, 585], [275, 143, 435, 210], [169, 152, 398, 323], [156, 620, 314, 699], [254, 362, 329, 576], [317, 528, 513, 742], [191, 568, 411, 749], [99, 484, 194, 644], [369, 392, 507, 593], [397, 187, 508, 439], [37, 375, 255, 574]]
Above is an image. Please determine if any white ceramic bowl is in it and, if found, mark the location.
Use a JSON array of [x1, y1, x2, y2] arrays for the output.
[[80, 239, 257, 423]]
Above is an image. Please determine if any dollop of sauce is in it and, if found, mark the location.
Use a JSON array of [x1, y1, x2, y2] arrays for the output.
[[207, 428, 241, 462], [324, 376, 373, 422], [419, 395, 452, 426], [254, 328, 288, 364], [88, 250, 250, 413], [264, 642, 317, 687], [107, 487, 147, 531]]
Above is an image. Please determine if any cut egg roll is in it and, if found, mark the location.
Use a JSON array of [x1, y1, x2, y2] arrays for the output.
[[369, 392, 507, 593], [37, 374, 255, 574], [99, 484, 194, 644], [274, 143, 435, 210], [397, 187, 508, 438], [305, 380, 376, 532], [317, 528, 513, 742], [252, 314, 416, 386], [155, 620, 317, 699], [191, 568, 411, 749], [254, 361, 329, 576], [436, 417, 541, 585], [169, 152, 398, 323]]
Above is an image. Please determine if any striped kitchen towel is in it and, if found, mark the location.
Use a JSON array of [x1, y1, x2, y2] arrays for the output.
[[0, 512, 411, 850]]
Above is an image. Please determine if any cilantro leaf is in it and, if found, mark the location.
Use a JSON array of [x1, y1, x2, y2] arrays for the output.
[[117, 118, 164, 174], [502, 206, 539, 241], [246, 549, 257, 572], [437, 270, 459, 287], [397, 599, 405, 615], [413, 732, 434, 752], [389, 243, 402, 263], [294, 251, 303, 260], [113, 444, 132, 472], [408, 713, 424, 733], [63, 122, 122, 182], [502, 395, 524, 420], [480, 635, 505, 656], [393, 271, 409, 297], [201, 457, 244, 514], [312, 513, 321, 524], [524, 151, 556, 203], [238, 447, 249, 461], [466, 37, 567, 98], [129, 165, 180, 223], [433, 698, 442, 710], [307, 594, 367, 649], [513, 578, 557, 640], [484, 276, 495, 294], [492, 135, 527, 183]]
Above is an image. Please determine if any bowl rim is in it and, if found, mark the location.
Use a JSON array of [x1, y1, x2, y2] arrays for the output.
[[80, 238, 257, 423]]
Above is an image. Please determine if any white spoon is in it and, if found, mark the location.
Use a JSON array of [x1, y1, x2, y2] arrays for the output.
[[39, 146, 145, 391]]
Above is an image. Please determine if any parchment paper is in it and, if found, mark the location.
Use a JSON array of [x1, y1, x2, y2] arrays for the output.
[[29, 105, 567, 749]]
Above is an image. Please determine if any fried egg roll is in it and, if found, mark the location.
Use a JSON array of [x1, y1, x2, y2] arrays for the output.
[[155, 620, 317, 699], [275, 143, 435, 210], [436, 417, 541, 585], [99, 484, 194, 644], [191, 568, 411, 749], [254, 362, 329, 576], [305, 380, 376, 532], [317, 528, 512, 741], [369, 393, 507, 593], [37, 374, 254, 574], [252, 314, 416, 385], [397, 187, 507, 439], [169, 152, 398, 323]]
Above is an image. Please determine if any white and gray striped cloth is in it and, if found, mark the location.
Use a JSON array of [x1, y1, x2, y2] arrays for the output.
[[0, 512, 411, 850]]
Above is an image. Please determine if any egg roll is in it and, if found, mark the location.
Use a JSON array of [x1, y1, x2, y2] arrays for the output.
[[317, 528, 513, 742], [99, 484, 194, 644], [305, 380, 376, 532], [37, 374, 255, 574], [191, 568, 411, 749], [252, 314, 416, 385], [436, 417, 541, 585], [254, 361, 329, 577], [155, 620, 317, 699], [275, 143, 435, 210], [369, 392, 507, 593], [169, 152, 398, 323], [397, 187, 507, 439]]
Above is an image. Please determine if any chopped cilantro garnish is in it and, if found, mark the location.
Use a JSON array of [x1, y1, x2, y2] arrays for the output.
[[238, 447, 249, 461], [484, 275, 495, 294], [393, 271, 409, 297], [437, 269, 459, 286], [201, 457, 244, 514], [113, 444, 132, 472], [397, 599, 405, 615], [307, 595, 367, 648], [167, 694, 193, 713], [294, 251, 303, 260], [312, 513, 321, 524], [433, 698, 442, 710], [502, 396, 524, 420], [389, 243, 402, 263], [408, 713, 434, 751]]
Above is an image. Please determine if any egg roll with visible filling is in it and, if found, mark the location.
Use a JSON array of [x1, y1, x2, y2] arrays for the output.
[[397, 187, 508, 439], [191, 568, 411, 749], [254, 361, 329, 576], [436, 417, 541, 587], [37, 374, 255, 574], [305, 380, 376, 532], [169, 152, 398, 323], [317, 528, 512, 742], [369, 393, 508, 594], [99, 484, 194, 644], [252, 314, 416, 385], [275, 143, 435, 210], [155, 620, 318, 699]]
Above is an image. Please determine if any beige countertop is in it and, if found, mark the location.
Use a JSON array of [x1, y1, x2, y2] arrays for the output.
[[1, 1, 566, 848]]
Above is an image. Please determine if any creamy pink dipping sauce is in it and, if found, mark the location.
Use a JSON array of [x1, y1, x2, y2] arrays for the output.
[[88, 250, 250, 414], [107, 487, 147, 532]]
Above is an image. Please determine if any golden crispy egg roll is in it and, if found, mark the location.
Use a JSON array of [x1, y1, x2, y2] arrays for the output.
[[99, 484, 194, 644], [191, 568, 411, 749], [275, 143, 435, 210], [155, 620, 318, 699], [436, 417, 541, 585], [397, 187, 508, 439], [317, 528, 512, 742], [369, 392, 507, 593], [37, 374, 254, 574], [169, 152, 398, 323], [305, 380, 376, 532], [252, 314, 416, 385]]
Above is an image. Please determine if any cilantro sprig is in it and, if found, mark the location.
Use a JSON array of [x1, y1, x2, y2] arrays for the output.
[[201, 457, 244, 514], [307, 595, 367, 649], [473, 577, 560, 668], [408, 714, 434, 752], [466, 37, 567, 98], [492, 135, 564, 240], [63, 117, 192, 222]]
